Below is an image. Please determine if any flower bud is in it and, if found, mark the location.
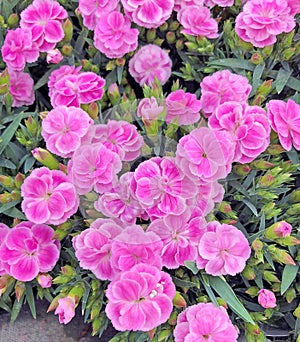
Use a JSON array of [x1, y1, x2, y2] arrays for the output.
[[282, 47, 295, 61], [258, 289, 277, 308], [175, 39, 184, 50], [32, 148, 59, 170], [0, 175, 15, 188], [266, 144, 285, 155], [0, 275, 14, 296], [251, 53, 263, 64], [24, 116, 38, 135], [293, 305, 300, 319], [107, 83, 121, 105], [62, 18, 73, 42], [148, 328, 156, 340], [90, 301, 102, 321], [285, 288, 296, 303], [217, 297, 228, 309], [257, 80, 273, 96], [267, 245, 296, 265], [263, 271, 280, 284], [46, 49, 63, 64], [233, 164, 251, 176], [159, 22, 168, 32], [286, 203, 300, 216], [289, 189, 300, 203], [166, 31, 176, 44], [172, 291, 187, 308], [168, 312, 177, 325], [7, 13, 19, 28], [61, 265, 76, 277], [169, 20, 180, 31], [262, 44, 273, 57], [264, 221, 292, 240], [242, 265, 256, 280], [245, 286, 259, 297], [153, 37, 164, 46], [61, 44, 73, 56], [81, 102, 98, 120], [15, 281, 25, 302], [37, 273, 52, 288], [276, 236, 300, 247], [146, 29, 156, 43], [251, 159, 275, 170]]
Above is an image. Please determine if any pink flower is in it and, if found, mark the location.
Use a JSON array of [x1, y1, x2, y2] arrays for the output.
[[41, 106, 93, 158], [137, 97, 165, 125], [204, 0, 234, 7], [287, 0, 300, 15], [266, 99, 300, 151], [20, 0, 68, 52], [55, 296, 76, 324], [105, 263, 176, 331], [174, 303, 238, 341], [177, 5, 218, 39], [1, 28, 39, 71], [198, 221, 251, 276], [273, 221, 292, 238], [0, 221, 60, 282], [21, 167, 79, 225], [0, 224, 9, 276], [199, 69, 252, 118], [37, 273, 52, 288], [174, 0, 204, 12], [94, 11, 139, 59], [166, 90, 201, 125], [258, 289, 277, 308], [8, 70, 35, 107], [78, 0, 119, 30], [129, 44, 172, 87], [68, 143, 122, 195], [121, 0, 174, 28], [235, 0, 295, 48], [48, 65, 81, 92], [46, 49, 63, 64]]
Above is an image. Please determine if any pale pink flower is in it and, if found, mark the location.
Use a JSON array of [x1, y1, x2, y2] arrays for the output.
[[41, 106, 93, 158], [105, 263, 176, 331], [78, 0, 119, 30], [129, 44, 172, 87], [121, 0, 174, 28], [37, 273, 52, 288], [46, 49, 63, 64], [198, 221, 251, 276], [20, 0, 68, 52], [174, 0, 204, 12], [177, 5, 218, 39], [204, 0, 234, 7], [199, 69, 252, 118], [0, 224, 9, 276], [55, 296, 76, 324], [174, 303, 238, 342], [0, 221, 60, 282], [235, 0, 295, 48], [287, 0, 300, 15], [137, 97, 165, 125], [21, 167, 79, 225], [273, 221, 292, 238], [258, 289, 277, 308], [48, 65, 81, 92], [68, 143, 122, 195], [1, 28, 39, 71], [94, 11, 139, 59], [266, 99, 300, 151], [9, 70, 35, 107], [209, 102, 270, 163], [166, 90, 201, 125]]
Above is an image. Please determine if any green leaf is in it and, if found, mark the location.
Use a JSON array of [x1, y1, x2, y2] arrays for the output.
[[250, 63, 265, 97], [25, 283, 36, 319], [34, 66, 60, 90], [81, 282, 91, 315], [3, 207, 26, 220], [241, 198, 258, 217], [207, 58, 255, 71], [172, 276, 196, 289], [0, 157, 16, 169], [184, 261, 199, 275], [11, 296, 24, 323], [0, 200, 20, 214], [281, 264, 299, 295], [199, 274, 219, 307], [0, 113, 25, 155], [117, 66, 123, 85], [274, 68, 292, 94], [209, 276, 255, 324]]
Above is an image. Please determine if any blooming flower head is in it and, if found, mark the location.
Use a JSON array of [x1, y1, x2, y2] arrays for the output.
[[174, 0, 204, 12], [235, 0, 295, 48], [0, 224, 9, 276], [105, 263, 176, 331], [8, 70, 35, 107], [0, 221, 60, 282], [258, 289, 277, 308], [1, 28, 39, 71], [137, 97, 165, 126], [198, 221, 251, 276], [166, 89, 201, 125], [174, 302, 238, 341], [21, 167, 79, 225], [129, 44, 172, 87], [41, 106, 93, 158], [48, 65, 81, 91], [121, 0, 174, 28], [94, 11, 139, 59], [286, 0, 300, 15], [20, 0, 68, 52], [199, 69, 252, 118], [204, 0, 234, 7], [55, 296, 76, 324], [46, 49, 63, 64], [266, 99, 300, 151]]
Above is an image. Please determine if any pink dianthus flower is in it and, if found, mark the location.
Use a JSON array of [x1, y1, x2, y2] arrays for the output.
[[48, 65, 81, 92], [137, 97, 165, 126], [174, 0, 204, 12], [46, 49, 63, 64], [9, 70, 35, 107], [0, 224, 9, 276], [258, 289, 277, 308], [287, 0, 300, 15], [204, 0, 234, 7], [55, 296, 76, 324]]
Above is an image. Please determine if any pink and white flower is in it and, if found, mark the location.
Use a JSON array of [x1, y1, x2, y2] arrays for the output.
[[204, 0, 234, 7], [174, 0, 204, 12], [137, 97, 165, 125], [46, 49, 63, 64], [9, 70, 35, 107], [258, 289, 277, 308], [55, 296, 76, 324], [0, 224, 9, 276]]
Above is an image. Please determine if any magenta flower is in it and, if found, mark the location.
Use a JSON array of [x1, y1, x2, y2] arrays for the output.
[[199, 69, 252, 118], [121, 0, 174, 28], [204, 0, 234, 7], [20, 0, 68, 52], [267, 99, 300, 151], [174, 0, 204, 12], [177, 5, 218, 39], [37, 273, 52, 288], [0, 224, 9, 276], [0, 222, 60, 282], [137, 97, 165, 125], [105, 263, 176, 331], [129, 44, 172, 87], [287, 0, 300, 15], [41, 106, 93, 158], [273, 221, 292, 238], [1, 28, 39, 71], [258, 289, 277, 309], [8, 70, 35, 107], [55, 296, 76, 324], [94, 11, 139, 59], [166, 89, 201, 125], [21, 167, 79, 225], [198, 221, 251, 276], [46, 49, 63, 64], [48, 65, 81, 92], [235, 0, 295, 48], [174, 303, 238, 341]]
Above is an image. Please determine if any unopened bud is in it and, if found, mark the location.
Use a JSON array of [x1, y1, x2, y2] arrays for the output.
[[268, 245, 296, 265], [62, 19, 73, 42], [37, 273, 52, 288], [285, 288, 296, 303], [245, 286, 259, 297], [265, 221, 292, 240], [263, 271, 280, 283], [61, 44, 73, 56], [15, 281, 25, 302], [81, 102, 98, 120], [172, 291, 187, 308], [32, 148, 59, 169], [148, 328, 156, 340], [168, 312, 177, 325], [282, 48, 295, 61], [233, 164, 251, 176], [7, 13, 19, 28], [146, 29, 156, 43], [251, 53, 263, 64], [0, 175, 14, 188], [166, 31, 176, 44], [242, 265, 256, 280]]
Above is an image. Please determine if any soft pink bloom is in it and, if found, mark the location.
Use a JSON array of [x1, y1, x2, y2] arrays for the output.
[[204, 0, 234, 7], [46, 49, 63, 64], [287, 0, 300, 15], [72, 218, 123, 280], [55, 296, 76, 324], [129, 44, 172, 87], [21, 167, 79, 225], [0, 221, 60, 282], [235, 0, 295, 48], [132, 157, 198, 218], [174, 0, 204, 12], [0, 224, 9, 276], [9, 70, 35, 107], [266, 99, 300, 151], [166, 90, 201, 125], [1, 28, 39, 71], [94, 11, 139, 59], [137, 97, 165, 125], [121, 0, 174, 28], [41, 106, 93, 158], [78, 0, 119, 30], [209, 102, 270, 163], [258, 289, 277, 308], [177, 5, 218, 39], [199, 69, 252, 118], [198, 221, 251, 276], [48, 65, 81, 92], [20, 0, 68, 52], [37, 273, 52, 288], [105, 263, 176, 331], [174, 303, 238, 342], [273, 221, 292, 238], [68, 143, 122, 195]]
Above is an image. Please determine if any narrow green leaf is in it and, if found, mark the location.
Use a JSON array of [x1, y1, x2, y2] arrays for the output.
[[34, 66, 59, 90], [207, 58, 255, 71], [25, 283, 36, 319], [200, 274, 219, 307], [184, 261, 199, 275], [286, 77, 300, 92], [0, 200, 20, 214], [11, 296, 24, 323], [4, 207, 26, 220], [0, 157, 16, 169], [250, 63, 265, 96], [172, 276, 196, 289], [241, 199, 258, 217], [281, 264, 299, 295], [117, 66, 123, 85], [0, 113, 25, 155], [81, 282, 91, 314], [274, 69, 292, 94]]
